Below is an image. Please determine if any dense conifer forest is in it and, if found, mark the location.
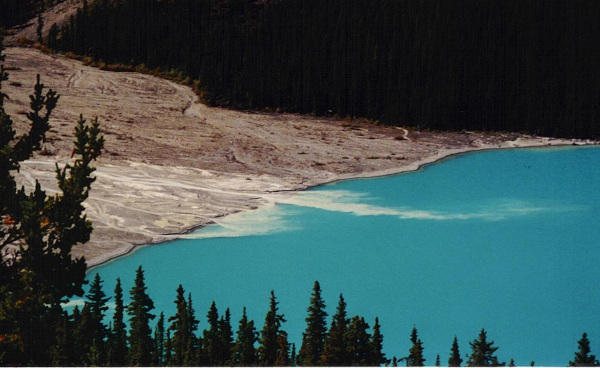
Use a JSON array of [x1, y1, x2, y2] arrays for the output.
[[0, 0, 62, 30], [46, 0, 600, 139]]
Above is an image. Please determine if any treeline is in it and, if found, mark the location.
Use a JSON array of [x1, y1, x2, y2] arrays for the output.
[[40, 267, 599, 367], [47, 0, 600, 138]]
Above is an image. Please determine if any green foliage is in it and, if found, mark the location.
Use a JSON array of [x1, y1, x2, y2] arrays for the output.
[[218, 308, 234, 365], [202, 300, 221, 365], [448, 336, 463, 367], [345, 316, 371, 365], [258, 290, 287, 366], [168, 285, 191, 365], [370, 317, 387, 366], [107, 278, 128, 366], [407, 326, 425, 366], [231, 307, 258, 366], [153, 312, 166, 366], [298, 281, 328, 366], [466, 328, 504, 367], [321, 294, 349, 366], [569, 333, 600, 366], [127, 266, 156, 366], [0, 32, 103, 365]]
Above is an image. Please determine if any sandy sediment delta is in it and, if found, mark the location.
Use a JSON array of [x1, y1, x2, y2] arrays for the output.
[[3, 47, 594, 266]]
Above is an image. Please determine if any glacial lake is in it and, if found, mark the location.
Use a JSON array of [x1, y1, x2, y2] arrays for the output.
[[83, 146, 600, 366]]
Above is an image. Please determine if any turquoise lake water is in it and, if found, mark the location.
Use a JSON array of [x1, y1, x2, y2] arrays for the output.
[[83, 146, 600, 366]]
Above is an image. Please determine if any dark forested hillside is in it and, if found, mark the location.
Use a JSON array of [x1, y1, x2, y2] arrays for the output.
[[0, 0, 37, 28], [50, 0, 600, 138]]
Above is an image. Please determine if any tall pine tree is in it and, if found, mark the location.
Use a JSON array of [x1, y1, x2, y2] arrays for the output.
[[345, 316, 371, 366], [127, 266, 156, 366], [406, 326, 425, 367], [258, 290, 287, 366], [168, 285, 191, 366], [370, 317, 387, 366], [569, 333, 600, 366], [298, 281, 328, 366], [466, 328, 503, 367], [321, 294, 349, 366], [107, 278, 128, 366], [231, 307, 258, 366], [448, 336, 463, 367]]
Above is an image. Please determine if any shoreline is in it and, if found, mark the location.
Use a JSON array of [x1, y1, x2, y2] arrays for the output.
[[5, 47, 596, 271], [85, 137, 596, 269]]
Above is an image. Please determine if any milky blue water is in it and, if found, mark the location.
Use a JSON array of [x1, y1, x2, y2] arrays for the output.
[[82, 146, 600, 366]]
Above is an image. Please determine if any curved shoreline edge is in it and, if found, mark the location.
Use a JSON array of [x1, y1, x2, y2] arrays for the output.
[[86, 137, 597, 270]]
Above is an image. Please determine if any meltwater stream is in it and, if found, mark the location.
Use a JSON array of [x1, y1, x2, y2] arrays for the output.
[[83, 146, 600, 366]]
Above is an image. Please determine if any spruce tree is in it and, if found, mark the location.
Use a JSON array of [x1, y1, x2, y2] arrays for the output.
[[298, 281, 328, 366], [407, 326, 425, 366], [321, 294, 349, 366], [290, 343, 297, 366], [168, 285, 190, 366], [202, 300, 221, 365], [231, 307, 258, 366], [275, 330, 292, 366], [345, 316, 371, 366], [153, 312, 165, 366], [185, 293, 199, 365], [127, 266, 156, 366], [466, 328, 503, 367], [0, 31, 103, 365], [569, 333, 600, 366], [219, 308, 234, 365], [85, 273, 110, 363], [448, 336, 463, 367], [258, 290, 287, 366], [370, 317, 388, 366], [50, 313, 75, 365], [107, 278, 128, 366]]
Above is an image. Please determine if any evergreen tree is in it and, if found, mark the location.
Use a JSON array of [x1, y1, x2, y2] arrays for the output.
[[345, 316, 371, 366], [165, 330, 173, 366], [321, 294, 349, 366], [127, 266, 156, 366], [50, 313, 75, 366], [73, 303, 95, 364], [0, 31, 103, 365], [290, 343, 296, 366], [258, 290, 287, 366], [185, 293, 199, 365], [84, 273, 110, 363], [407, 326, 425, 366], [370, 317, 388, 366], [298, 281, 328, 366], [202, 300, 221, 365], [448, 336, 463, 367], [275, 330, 291, 366], [231, 307, 258, 366], [168, 285, 190, 366], [219, 308, 234, 365], [466, 329, 503, 367], [436, 354, 441, 367], [153, 312, 165, 366], [569, 333, 600, 366], [107, 278, 128, 366]]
